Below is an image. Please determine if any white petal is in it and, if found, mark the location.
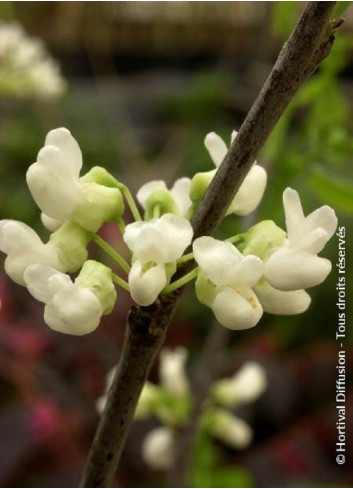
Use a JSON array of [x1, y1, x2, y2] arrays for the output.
[[170, 177, 192, 216], [255, 280, 311, 315], [265, 248, 332, 291], [41, 213, 63, 232], [214, 362, 267, 407], [123, 220, 146, 251], [133, 226, 169, 264], [227, 165, 267, 216], [304, 205, 338, 241], [142, 427, 174, 470], [24, 264, 71, 303], [212, 287, 263, 330], [129, 261, 167, 306], [44, 285, 102, 335], [159, 347, 189, 397], [154, 214, 193, 262], [211, 410, 253, 449], [230, 362, 267, 403], [227, 255, 264, 288], [45, 127, 82, 179], [27, 147, 81, 221], [0, 220, 41, 254], [204, 132, 228, 167], [193, 236, 242, 287], [136, 180, 167, 209], [293, 228, 329, 254], [283, 188, 305, 243]]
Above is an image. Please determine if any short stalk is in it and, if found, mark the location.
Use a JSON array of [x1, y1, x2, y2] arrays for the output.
[[164, 268, 199, 294], [226, 233, 244, 244], [93, 235, 131, 273], [177, 252, 194, 265], [112, 273, 130, 292], [117, 218, 126, 234]]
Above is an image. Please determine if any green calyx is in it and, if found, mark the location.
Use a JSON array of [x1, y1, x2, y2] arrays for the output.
[[80, 166, 121, 189], [240, 220, 286, 259], [73, 183, 124, 232], [195, 271, 217, 307], [75, 260, 117, 314], [49, 221, 91, 272], [144, 189, 179, 220], [189, 170, 215, 204]]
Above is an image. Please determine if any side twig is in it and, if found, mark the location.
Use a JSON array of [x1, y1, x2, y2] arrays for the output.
[[80, 3, 339, 487]]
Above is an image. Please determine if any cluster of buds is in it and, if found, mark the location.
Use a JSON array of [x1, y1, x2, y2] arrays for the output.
[[0, 22, 66, 99], [97, 349, 267, 470], [0, 127, 337, 335]]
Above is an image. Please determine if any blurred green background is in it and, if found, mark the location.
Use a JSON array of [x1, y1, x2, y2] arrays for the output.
[[0, 2, 352, 487]]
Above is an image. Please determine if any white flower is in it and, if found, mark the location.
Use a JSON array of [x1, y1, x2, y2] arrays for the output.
[[124, 214, 193, 306], [204, 131, 267, 216], [193, 236, 264, 330], [213, 362, 267, 407], [265, 188, 338, 291], [24, 262, 114, 336], [209, 409, 253, 449], [141, 427, 174, 470], [159, 347, 189, 398], [0, 220, 63, 285], [137, 178, 192, 218], [26, 128, 123, 232], [0, 22, 65, 99], [254, 279, 311, 315]]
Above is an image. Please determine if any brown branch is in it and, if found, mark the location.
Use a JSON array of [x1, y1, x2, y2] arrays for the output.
[[80, 2, 339, 487]]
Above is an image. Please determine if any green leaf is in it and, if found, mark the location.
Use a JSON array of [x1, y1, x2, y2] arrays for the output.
[[310, 169, 353, 214]]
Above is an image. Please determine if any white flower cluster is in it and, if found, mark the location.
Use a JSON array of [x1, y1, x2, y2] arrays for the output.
[[0, 22, 65, 99], [0, 126, 337, 335], [97, 349, 267, 470]]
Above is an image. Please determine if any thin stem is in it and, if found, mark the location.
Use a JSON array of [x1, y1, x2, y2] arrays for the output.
[[117, 218, 126, 234], [118, 184, 142, 221], [112, 274, 130, 292], [177, 252, 194, 264], [93, 235, 130, 273], [163, 268, 199, 294], [226, 233, 244, 244]]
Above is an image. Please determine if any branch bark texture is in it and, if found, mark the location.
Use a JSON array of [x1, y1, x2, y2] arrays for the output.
[[80, 2, 338, 487]]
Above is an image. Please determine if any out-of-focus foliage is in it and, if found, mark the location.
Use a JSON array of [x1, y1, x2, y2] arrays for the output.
[[189, 430, 253, 488]]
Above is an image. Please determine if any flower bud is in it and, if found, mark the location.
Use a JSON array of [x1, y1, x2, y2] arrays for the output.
[[159, 347, 189, 398], [212, 362, 267, 407], [142, 427, 174, 470], [49, 221, 91, 273], [206, 409, 253, 449], [76, 260, 116, 314]]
